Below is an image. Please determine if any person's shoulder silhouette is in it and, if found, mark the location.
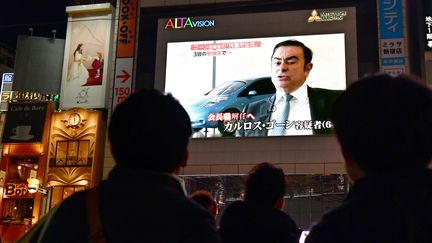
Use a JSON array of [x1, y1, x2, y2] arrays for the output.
[[306, 73, 432, 243], [19, 89, 221, 243], [219, 162, 302, 243]]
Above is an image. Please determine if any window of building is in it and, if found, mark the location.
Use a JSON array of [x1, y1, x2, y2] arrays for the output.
[[50, 140, 91, 167], [7, 157, 38, 181], [182, 174, 349, 229], [49, 186, 86, 209], [1, 198, 34, 225]]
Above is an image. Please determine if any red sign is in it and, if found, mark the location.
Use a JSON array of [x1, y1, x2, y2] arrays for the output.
[[191, 41, 261, 50], [116, 70, 131, 83]]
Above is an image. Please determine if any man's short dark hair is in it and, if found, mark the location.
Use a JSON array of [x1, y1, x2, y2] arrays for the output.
[[245, 162, 286, 206], [271, 39, 313, 68], [108, 89, 192, 172], [331, 73, 432, 174]]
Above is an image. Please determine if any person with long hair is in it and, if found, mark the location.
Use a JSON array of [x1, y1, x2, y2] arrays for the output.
[[67, 43, 89, 84]]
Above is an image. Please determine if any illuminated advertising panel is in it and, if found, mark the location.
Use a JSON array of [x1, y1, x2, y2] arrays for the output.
[[154, 8, 357, 138], [60, 4, 115, 109]]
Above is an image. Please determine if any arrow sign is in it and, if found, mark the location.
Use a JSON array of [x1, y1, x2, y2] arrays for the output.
[[116, 70, 130, 83], [428, 41, 432, 48], [113, 58, 133, 108]]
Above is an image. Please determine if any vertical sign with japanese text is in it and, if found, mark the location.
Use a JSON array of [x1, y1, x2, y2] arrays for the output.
[[426, 15, 432, 50], [379, 0, 403, 39], [378, 0, 407, 76], [1, 73, 13, 111], [113, 0, 138, 110]]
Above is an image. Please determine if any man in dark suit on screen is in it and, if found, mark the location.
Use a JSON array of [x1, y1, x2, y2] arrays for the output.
[[237, 40, 342, 137]]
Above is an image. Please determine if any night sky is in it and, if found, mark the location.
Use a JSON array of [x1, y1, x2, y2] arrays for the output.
[[0, 1, 75, 50]]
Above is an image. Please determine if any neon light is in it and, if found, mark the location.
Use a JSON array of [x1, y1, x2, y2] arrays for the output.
[[165, 17, 215, 29], [184, 18, 193, 28], [165, 19, 175, 29]]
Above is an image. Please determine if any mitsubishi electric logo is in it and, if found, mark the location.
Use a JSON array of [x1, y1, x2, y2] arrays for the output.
[[308, 9, 347, 22]]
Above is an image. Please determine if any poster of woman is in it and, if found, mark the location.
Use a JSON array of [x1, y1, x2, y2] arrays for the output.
[[60, 4, 114, 109], [67, 43, 89, 84], [67, 44, 104, 86]]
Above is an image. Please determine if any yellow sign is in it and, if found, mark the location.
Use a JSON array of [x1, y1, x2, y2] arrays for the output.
[[1, 91, 11, 101]]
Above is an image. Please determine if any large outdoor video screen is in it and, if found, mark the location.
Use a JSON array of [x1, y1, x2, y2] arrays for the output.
[[154, 7, 358, 138]]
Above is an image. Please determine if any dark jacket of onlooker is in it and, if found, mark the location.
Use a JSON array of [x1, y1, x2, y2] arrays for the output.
[[306, 170, 432, 243], [18, 89, 221, 243], [306, 74, 432, 243], [23, 165, 220, 243], [219, 200, 301, 243], [219, 162, 301, 243]]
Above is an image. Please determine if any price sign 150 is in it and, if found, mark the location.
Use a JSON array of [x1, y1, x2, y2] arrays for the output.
[[115, 87, 131, 104]]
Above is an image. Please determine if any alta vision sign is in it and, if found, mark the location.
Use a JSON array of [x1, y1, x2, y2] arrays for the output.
[[165, 17, 215, 29]]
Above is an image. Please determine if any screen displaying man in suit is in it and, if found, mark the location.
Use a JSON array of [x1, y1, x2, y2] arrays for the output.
[[237, 40, 342, 137]]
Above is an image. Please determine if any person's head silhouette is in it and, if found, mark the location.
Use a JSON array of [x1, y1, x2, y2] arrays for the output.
[[331, 73, 432, 180], [109, 89, 192, 173]]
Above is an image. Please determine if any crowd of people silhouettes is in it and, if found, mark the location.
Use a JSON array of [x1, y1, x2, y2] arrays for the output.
[[18, 40, 432, 243]]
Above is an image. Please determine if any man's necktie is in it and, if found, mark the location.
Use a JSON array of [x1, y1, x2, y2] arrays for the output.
[[268, 94, 292, 136]]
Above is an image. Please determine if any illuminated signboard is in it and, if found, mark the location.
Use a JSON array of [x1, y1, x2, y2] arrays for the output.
[[1, 73, 14, 111], [2, 73, 13, 83], [307, 9, 347, 22], [164, 17, 215, 29], [378, 0, 406, 76], [426, 15, 432, 50], [3, 182, 30, 198]]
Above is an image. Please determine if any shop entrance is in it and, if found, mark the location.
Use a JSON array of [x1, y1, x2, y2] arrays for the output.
[[48, 186, 86, 209]]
